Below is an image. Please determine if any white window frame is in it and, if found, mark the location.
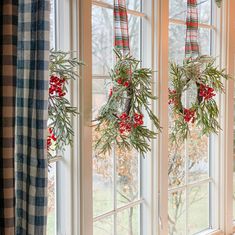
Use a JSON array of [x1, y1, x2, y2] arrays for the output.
[[167, 1, 220, 234], [51, 1, 235, 235], [90, 1, 158, 234]]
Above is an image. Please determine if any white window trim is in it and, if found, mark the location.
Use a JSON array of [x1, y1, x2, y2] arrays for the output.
[[219, 0, 235, 234], [156, 0, 169, 234]]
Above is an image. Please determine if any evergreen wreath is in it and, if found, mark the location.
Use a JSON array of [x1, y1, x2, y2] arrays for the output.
[[47, 50, 83, 161], [94, 49, 161, 155], [168, 56, 229, 144]]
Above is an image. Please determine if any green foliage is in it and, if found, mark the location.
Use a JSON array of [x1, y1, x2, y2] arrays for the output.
[[94, 49, 161, 155], [169, 56, 229, 145], [48, 50, 84, 161]]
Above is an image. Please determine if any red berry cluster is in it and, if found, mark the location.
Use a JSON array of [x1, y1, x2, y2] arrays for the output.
[[116, 68, 132, 88], [117, 78, 130, 87], [118, 112, 144, 134], [119, 113, 132, 134], [168, 89, 178, 105], [47, 128, 57, 150], [49, 75, 66, 97], [183, 108, 195, 123], [133, 113, 144, 128], [199, 84, 215, 101]]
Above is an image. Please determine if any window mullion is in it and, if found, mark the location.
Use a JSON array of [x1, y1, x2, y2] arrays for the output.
[[157, 0, 169, 234], [185, 139, 189, 235], [113, 147, 117, 235]]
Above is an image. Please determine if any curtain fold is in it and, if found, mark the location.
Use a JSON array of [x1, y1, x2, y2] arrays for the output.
[[0, 1, 18, 234], [1, 1, 50, 234], [15, 0, 50, 234]]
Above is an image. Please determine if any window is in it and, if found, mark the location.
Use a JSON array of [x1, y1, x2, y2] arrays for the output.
[[168, 1, 219, 234], [92, 1, 148, 234], [47, 0, 235, 235]]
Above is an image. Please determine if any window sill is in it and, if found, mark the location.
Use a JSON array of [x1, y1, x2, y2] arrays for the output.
[[197, 229, 223, 235]]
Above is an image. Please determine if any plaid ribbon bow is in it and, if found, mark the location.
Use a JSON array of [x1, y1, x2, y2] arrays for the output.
[[185, 0, 200, 58], [114, 0, 130, 54]]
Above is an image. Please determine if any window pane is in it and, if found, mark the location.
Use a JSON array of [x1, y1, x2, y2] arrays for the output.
[[47, 163, 56, 235], [93, 151, 114, 217], [168, 190, 186, 235], [188, 184, 210, 234], [116, 206, 140, 235], [169, 24, 185, 63], [93, 79, 114, 217], [169, 0, 186, 21], [129, 15, 141, 59], [168, 1, 213, 234], [49, 0, 56, 47], [169, 25, 212, 63], [168, 141, 186, 189], [199, 28, 212, 56], [94, 216, 114, 235], [198, 0, 212, 25], [96, 0, 141, 11], [92, 2, 142, 233], [92, 6, 141, 76], [92, 6, 113, 75], [116, 149, 140, 207], [187, 132, 209, 183], [169, 0, 212, 25]]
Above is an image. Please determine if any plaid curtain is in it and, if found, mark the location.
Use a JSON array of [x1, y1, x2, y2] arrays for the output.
[[114, 0, 130, 54], [185, 0, 200, 58], [0, 1, 18, 234], [1, 1, 49, 234], [15, 0, 49, 234]]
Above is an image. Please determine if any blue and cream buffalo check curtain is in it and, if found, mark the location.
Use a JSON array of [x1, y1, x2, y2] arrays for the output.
[[0, 1, 49, 234]]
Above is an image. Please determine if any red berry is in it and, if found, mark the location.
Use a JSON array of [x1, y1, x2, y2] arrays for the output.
[[109, 89, 113, 97], [117, 79, 123, 84], [51, 134, 57, 141]]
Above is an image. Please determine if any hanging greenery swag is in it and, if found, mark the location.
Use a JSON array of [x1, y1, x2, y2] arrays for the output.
[[168, 56, 229, 144], [94, 49, 161, 155], [47, 50, 83, 161]]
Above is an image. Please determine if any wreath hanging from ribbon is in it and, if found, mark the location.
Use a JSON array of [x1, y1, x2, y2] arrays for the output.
[[168, 0, 229, 144], [94, 0, 161, 155]]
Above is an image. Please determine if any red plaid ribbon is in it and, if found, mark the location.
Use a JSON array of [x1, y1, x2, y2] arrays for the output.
[[185, 0, 199, 58], [114, 0, 130, 54]]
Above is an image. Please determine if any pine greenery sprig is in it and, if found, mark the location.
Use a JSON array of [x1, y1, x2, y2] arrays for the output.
[[169, 56, 229, 144], [47, 50, 84, 161], [94, 48, 161, 155]]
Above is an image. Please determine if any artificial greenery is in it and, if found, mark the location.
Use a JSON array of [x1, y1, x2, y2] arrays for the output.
[[169, 0, 223, 144], [47, 50, 83, 161], [168, 55, 229, 144], [215, 0, 222, 8], [94, 49, 161, 155]]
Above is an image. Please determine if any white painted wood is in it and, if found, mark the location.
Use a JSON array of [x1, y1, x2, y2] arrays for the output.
[[157, 0, 169, 234], [78, 0, 93, 235]]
